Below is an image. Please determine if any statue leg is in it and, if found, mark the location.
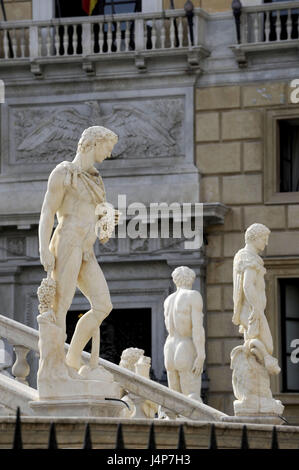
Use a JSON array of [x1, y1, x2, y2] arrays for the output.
[[66, 254, 112, 370], [52, 245, 83, 336], [167, 370, 181, 393], [179, 371, 202, 402]]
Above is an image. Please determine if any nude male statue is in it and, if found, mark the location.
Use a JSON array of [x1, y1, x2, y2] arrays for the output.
[[163, 266, 205, 402], [232, 223, 280, 374], [39, 126, 118, 372], [231, 223, 283, 416]]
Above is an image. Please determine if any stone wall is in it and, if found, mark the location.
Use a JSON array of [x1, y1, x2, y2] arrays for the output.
[[1, 0, 32, 21], [196, 81, 299, 416], [0, 416, 299, 449]]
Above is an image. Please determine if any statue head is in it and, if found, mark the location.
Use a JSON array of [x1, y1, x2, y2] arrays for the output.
[[245, 223, 270, 253], [77, 126, 118, 163], [172, 266, 196, 289], [119, 347, 144, 372]]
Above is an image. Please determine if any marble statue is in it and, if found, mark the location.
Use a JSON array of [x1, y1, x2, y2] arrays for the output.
[[231, 223, 284, 417], [119, 347, 158, 419], [163, 266, 205, 403], [35, 126, 123, 410]]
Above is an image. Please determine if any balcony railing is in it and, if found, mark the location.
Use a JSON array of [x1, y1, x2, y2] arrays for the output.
[[240, 1, 299, 44], [0, 9, 206, 65], [232, 1, 299, 65]]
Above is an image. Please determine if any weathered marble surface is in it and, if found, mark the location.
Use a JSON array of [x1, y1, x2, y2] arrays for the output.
[[163, 266, 205, 403], [36, 126, 122, 405], [231, 223, 284, 417], [119, 347, 158, 419]]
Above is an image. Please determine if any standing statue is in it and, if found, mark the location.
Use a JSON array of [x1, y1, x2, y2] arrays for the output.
[[36, 126, 122, 404], [231, 223, 284, 417], [163, 266, 205, 402]]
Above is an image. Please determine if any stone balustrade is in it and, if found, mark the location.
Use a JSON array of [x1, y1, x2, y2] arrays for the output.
[[0, 314, 226, 421], [240, 1, 299, 44], [0, 9, 206, 62], [231, 1, 299, 66]]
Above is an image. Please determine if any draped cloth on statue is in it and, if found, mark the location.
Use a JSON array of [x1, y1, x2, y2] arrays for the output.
[[233, 248, 265, 327], [49, 161, 106, 261], [61, 161, 106, 205], [232, 247, 273, 355]]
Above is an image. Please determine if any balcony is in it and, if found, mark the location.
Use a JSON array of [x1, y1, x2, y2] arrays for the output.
[[0, 8, 209, 75], [232, 1, 299, 67]]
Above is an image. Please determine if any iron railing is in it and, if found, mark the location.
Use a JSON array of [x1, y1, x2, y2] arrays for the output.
[[5, 407, 286, 450]]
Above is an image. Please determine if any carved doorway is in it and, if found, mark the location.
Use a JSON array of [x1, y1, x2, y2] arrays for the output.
[[66, 308, 152, 366]]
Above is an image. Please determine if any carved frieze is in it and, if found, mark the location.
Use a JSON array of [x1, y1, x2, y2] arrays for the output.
[[7, 237, 26, 257], [11, 98, 184, 164]]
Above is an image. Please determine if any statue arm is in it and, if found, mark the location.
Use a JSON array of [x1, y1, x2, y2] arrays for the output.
[[191, 292, 205, 376], [163, 297, 171, 334], [38, 168, 65, 272], [243, 267, 259, 313]]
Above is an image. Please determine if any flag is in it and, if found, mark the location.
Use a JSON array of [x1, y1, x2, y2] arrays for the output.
[[82, 0, 98, 15]]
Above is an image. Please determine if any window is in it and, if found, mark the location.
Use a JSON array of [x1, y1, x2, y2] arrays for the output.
[[103, 0, 141, 15], [66, 308, 152, 366], [265, 108, 299, 204], [55, 0, 141, 18], [279, 119, 299, 193], [264, 258, 299, 396], [280, 278, 299, 392]]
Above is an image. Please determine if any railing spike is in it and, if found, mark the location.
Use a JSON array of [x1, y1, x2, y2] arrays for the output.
[[147, 422, 156, 450], [12, 407, 22, 450], [48, 422, 58, 449], [209, 424, 217, 450], [83, 423, 92, 450], [177, 424, 186, 449], [115, 423, 125, 449], [271, 426, 279, 450], [241, 425, 249, 450]]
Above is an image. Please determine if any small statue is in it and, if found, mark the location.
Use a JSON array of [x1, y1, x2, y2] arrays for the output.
[[231, 223, 284, 417], [119, 348, 158, 419], [163, 266, 205, 402]]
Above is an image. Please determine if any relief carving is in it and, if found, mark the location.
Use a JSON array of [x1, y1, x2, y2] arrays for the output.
[[12, 98, 184, 164], [7, 237, 26, 257]]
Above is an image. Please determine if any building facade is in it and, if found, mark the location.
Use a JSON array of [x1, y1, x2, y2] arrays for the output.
[[0, 0, 299, 423]]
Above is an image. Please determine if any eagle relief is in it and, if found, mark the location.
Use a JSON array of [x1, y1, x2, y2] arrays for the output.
[[12, 98, 185, 164]]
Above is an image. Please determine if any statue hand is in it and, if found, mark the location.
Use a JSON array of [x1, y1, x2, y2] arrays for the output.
[[40, 248, 55, 273], [192, 356, 203, 376]]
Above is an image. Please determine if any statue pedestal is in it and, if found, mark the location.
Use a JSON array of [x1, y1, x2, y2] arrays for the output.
[[221, 415, 285, 426], [34, 314, 124, 417], [29, 398, 126, 418]]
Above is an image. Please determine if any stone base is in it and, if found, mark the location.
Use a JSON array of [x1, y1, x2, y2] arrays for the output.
[[233, 397, 284, 417], [29, 398, 127, 418], [221, 415, 285, 425], [38, 378, 122, 401]]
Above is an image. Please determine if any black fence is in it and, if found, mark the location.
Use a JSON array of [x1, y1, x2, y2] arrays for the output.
[[4, 407, 289, 450]]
